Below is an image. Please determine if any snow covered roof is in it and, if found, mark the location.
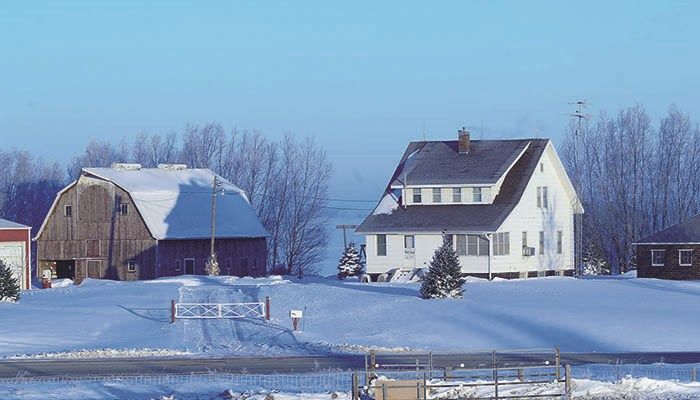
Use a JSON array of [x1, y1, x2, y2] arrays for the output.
[[0, 218, 30, 230], [82, 167, 268, 240]]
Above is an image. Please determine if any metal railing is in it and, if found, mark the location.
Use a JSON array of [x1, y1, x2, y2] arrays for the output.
[[170, 297, 271, 323]]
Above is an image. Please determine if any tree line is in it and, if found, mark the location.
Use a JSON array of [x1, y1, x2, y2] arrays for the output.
[[0, 124, 331, 277], [561, 104, 700, 273]]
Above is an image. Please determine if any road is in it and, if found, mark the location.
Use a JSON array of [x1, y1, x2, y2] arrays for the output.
[[2, 352, 700, 378]]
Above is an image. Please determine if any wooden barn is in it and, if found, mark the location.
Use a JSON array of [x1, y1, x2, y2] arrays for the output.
[[35, 164, 268, 283], [0, 219, 31, 290]]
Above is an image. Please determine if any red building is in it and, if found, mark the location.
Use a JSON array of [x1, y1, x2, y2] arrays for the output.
[[0, 218, 31, 290]]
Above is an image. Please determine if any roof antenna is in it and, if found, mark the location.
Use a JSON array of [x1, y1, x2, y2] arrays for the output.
[[422, 120, 427, 141], [480, 120, 484, 140]]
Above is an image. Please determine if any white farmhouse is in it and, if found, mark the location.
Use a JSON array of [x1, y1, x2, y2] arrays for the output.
[[356, 129, 583, 280]]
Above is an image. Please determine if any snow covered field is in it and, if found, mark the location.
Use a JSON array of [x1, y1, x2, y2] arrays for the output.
[[2, 274, 700, 358]]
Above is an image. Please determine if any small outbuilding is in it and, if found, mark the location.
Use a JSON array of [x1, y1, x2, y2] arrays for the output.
[[0, 218, 31, 290], [635, 214, 700, 280]]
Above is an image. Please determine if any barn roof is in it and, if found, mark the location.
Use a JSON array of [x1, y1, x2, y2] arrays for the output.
[[356, 138, 550, 233], [635, 214, 700, 244], [81, 166, 268, 240], [0, 218, 30, 230]]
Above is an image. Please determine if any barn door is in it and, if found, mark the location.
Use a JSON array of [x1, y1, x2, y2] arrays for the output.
[[87, 260, 101, 278], [184, 258, 195, 275]]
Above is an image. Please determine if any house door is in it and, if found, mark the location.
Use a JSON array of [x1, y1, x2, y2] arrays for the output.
[[184, 258, 195, 275]]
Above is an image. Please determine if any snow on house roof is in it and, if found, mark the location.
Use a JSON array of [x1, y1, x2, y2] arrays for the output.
[[635, 214, 700, 244], [82, 167, 268, 240], [0, 218, 30, 230], [357, 138, 549, 233]]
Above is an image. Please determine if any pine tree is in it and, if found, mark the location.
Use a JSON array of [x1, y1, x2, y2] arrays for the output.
[[337, 243, 363, 279], [0, 260, 20, 302], [205, 253, 220, 276], [420, 234, 465, 299]]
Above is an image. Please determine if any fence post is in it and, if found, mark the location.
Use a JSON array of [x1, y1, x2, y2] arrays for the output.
[[423, 372, 428, 400], [692, 367, 697, 382], [517, 368, 524, 382], [492, 350, 498, 399], [370, 351, 377, 371], [555, 347, 561, 380], [565, 364, 572, 400], [170, 299, 176, 324], [351, 372, 359, 400], [381, 382, 387, 400], [265, 296, 271, 320]]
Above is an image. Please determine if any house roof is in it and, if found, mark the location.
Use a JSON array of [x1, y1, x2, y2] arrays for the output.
[[0, 218, 30, 230], [389, 139, 531, 187], [81, 167, 268, 240], [635, 214, 700, 244], [356, 138, 549, 233]]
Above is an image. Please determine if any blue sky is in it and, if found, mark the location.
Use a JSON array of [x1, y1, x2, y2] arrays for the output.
[[1, 1, 698, 267]]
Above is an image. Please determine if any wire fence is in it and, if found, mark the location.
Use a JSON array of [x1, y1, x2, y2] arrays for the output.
[[0, 364, 698, 392]]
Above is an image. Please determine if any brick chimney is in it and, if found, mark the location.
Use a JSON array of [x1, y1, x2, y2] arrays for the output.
[[458, 127, 470, 154]]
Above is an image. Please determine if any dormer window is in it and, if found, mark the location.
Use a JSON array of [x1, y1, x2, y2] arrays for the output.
[[452, 188, 462, 203], [412, 188, 422, 204], [473, 187, 483, 203], [432, 188, 442, 203]]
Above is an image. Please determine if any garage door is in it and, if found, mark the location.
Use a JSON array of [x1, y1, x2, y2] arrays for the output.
[[0, 242, 26, 290]]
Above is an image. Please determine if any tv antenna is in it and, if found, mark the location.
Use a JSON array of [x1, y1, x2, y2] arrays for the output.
[[568, 100, 589, 277]]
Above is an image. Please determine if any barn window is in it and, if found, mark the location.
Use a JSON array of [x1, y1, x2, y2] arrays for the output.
[[679, 250, 693, 266], [119, 203, 129, 216], [376, 234, 387, 256], [127, 260, 136, 272], [651, 250, 665, 266], [175, 259, 181, 272], [64, 204, 72, 217]]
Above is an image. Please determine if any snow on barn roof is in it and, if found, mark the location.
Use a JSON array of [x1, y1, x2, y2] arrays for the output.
[[0, 218, 30, 230], [82, 165, 268, 240]]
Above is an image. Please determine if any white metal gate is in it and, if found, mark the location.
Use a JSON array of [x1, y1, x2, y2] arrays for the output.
[[174, 302, 266, 319]]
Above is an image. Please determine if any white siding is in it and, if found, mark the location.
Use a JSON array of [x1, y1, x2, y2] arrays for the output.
[[364, 142, 578, 278]]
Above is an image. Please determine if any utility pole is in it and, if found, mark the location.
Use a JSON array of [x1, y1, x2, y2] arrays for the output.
[[336, 224, 359, 249], [207, 175, 221, 275], [569, 101, 588, 277]]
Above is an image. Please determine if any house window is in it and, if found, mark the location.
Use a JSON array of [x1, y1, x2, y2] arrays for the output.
[[64, 204, 72, 217], [377, 234, 387, 256], [452, 188, 462, 203], [119, 203, 129, 216], [522, 231, 528, 249], [127, 260, 136, 273], [404, 235, 415, 250], [557, 231, 563, 254], [539, 231, 545, 255], [537, 187, 548, 208], [473, 187, 483, 203], [651, 250, 665, 266], [455, 235, 467, 256], [679, 250, 693, 266], [540, 162, 544, 172], [465, 235, 489, 256], [412, 189, 422, 204], [493, 232, 510, 256], [175, 259, 181, 273], [432, 188, 441, 203]]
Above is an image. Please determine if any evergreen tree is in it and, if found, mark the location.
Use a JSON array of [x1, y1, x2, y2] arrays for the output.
[[420, 235, 465, 299], [0, 260, 20, 302], [337, 243, 363, 279], [205, 254, 220, 276]]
